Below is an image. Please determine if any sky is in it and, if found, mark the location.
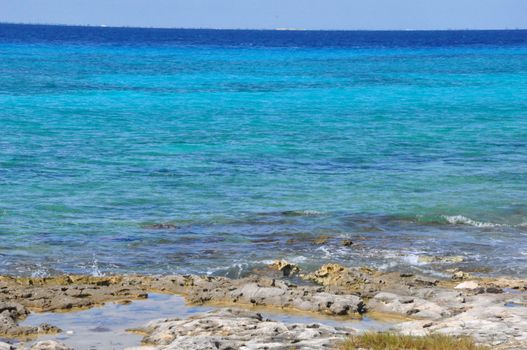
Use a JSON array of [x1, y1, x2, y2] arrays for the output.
[[0, 0, 526, 30]]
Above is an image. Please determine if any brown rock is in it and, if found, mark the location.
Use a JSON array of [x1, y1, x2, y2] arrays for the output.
[[267, 260, 300, 277]]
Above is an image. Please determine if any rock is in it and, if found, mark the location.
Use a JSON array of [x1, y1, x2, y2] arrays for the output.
[[418, 256, 464, 264], [183, 277, 366, 316], [367, 292, 449, 320], [142, 223, 178, 230], [395, 293, 527, 347], [412, 276, 439, 286], [341, 239, 353, 247], [268, 260, 300, 277], [455, 281, 479, 290], [137, 308, 352, 350], [0, 342, 14, 350], [312, 235, 330, 245], [29, 340, 72, 350], [1, 267, 526, 348], [302, 264, 346, 285], [485, 287, 503, 294], [451, 270, 472, 281], [0, 301, 60, 339]]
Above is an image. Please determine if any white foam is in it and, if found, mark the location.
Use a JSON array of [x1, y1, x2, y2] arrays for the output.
[[400, 254, 425, 265], [442, 215, 504, 228], [298, 210, 323, 216], [30, 264, 49, 278], [91, 258, 104, 277]]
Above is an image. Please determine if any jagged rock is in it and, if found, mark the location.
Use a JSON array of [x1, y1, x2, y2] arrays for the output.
[[268, 260, 300, 277], [451, 270, 472, 281], [184, 276, 365, 316], [395, 293, 527, 347], [136, 308, 352, 349], [0, 301, 60, 339], [1, 268, 527, 348], [301, 264, 347, 285]]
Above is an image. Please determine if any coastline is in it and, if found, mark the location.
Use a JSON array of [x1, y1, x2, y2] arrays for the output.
[[1, 263, 525, 349]]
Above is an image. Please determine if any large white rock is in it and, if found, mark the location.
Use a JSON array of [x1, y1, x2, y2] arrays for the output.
[[455, 281, 479, 290], [0, 342, 14, 350]]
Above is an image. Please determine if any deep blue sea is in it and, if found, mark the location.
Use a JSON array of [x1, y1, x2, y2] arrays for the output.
[[1, 24, 526, 277]]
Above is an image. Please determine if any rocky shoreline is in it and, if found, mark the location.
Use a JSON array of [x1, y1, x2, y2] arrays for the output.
[[0, 262, 526, 349]]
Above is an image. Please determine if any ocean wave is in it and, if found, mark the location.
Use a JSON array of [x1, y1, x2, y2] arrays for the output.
[[442, 215, 505, 228], [253, 209, 324, 218], [91, 257, 104, 277]]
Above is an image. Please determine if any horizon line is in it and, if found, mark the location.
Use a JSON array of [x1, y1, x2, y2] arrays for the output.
[[1, 21, 526, 32]]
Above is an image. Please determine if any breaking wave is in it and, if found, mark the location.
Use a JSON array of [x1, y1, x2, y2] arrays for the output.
[[442, 215, 506, 228]]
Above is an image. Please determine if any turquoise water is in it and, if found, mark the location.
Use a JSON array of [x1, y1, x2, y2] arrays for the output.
[[1, 25, 527, 277]]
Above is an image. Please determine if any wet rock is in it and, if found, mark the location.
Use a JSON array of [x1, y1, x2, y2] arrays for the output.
[[400, 273, 414, 278], [341, 239, 353, 247], [137, 308, 352, 350], [251, 238, 278, 244], [0, 301, 60, 339], [268, 260, 300, 277], [142, 223, 178, 230], [485, 287, 503, 294], [451, 270, 472, 281], [312, 235, 330, 245], [29, 340, 72, 350], [412, 276, 439, 287], [418, 255, 464, 264]]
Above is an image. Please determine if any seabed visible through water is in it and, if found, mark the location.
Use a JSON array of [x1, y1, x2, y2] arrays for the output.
[[18, 293, 389, 350]]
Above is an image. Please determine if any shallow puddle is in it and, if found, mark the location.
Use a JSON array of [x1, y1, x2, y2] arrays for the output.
[[20, 293, 390, 350]]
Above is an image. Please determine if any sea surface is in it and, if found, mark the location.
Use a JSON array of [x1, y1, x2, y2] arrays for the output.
[[1, 24, 526, 277]]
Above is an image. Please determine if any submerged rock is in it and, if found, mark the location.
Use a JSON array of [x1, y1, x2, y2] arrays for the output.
[[341, 239, 353, 247], [312, 235, 330, 245], [135, 308, 352, 350], [141, 223, 178, 230], [418, 255, 464, 264]]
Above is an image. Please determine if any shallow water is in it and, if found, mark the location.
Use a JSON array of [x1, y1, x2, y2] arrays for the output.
[[19, 293, 387, 350], [1, 24, 527, 277]]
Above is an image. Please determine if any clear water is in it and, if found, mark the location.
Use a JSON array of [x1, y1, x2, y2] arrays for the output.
[[20, 293, 387, 350], [1, 24, 527, 277]]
